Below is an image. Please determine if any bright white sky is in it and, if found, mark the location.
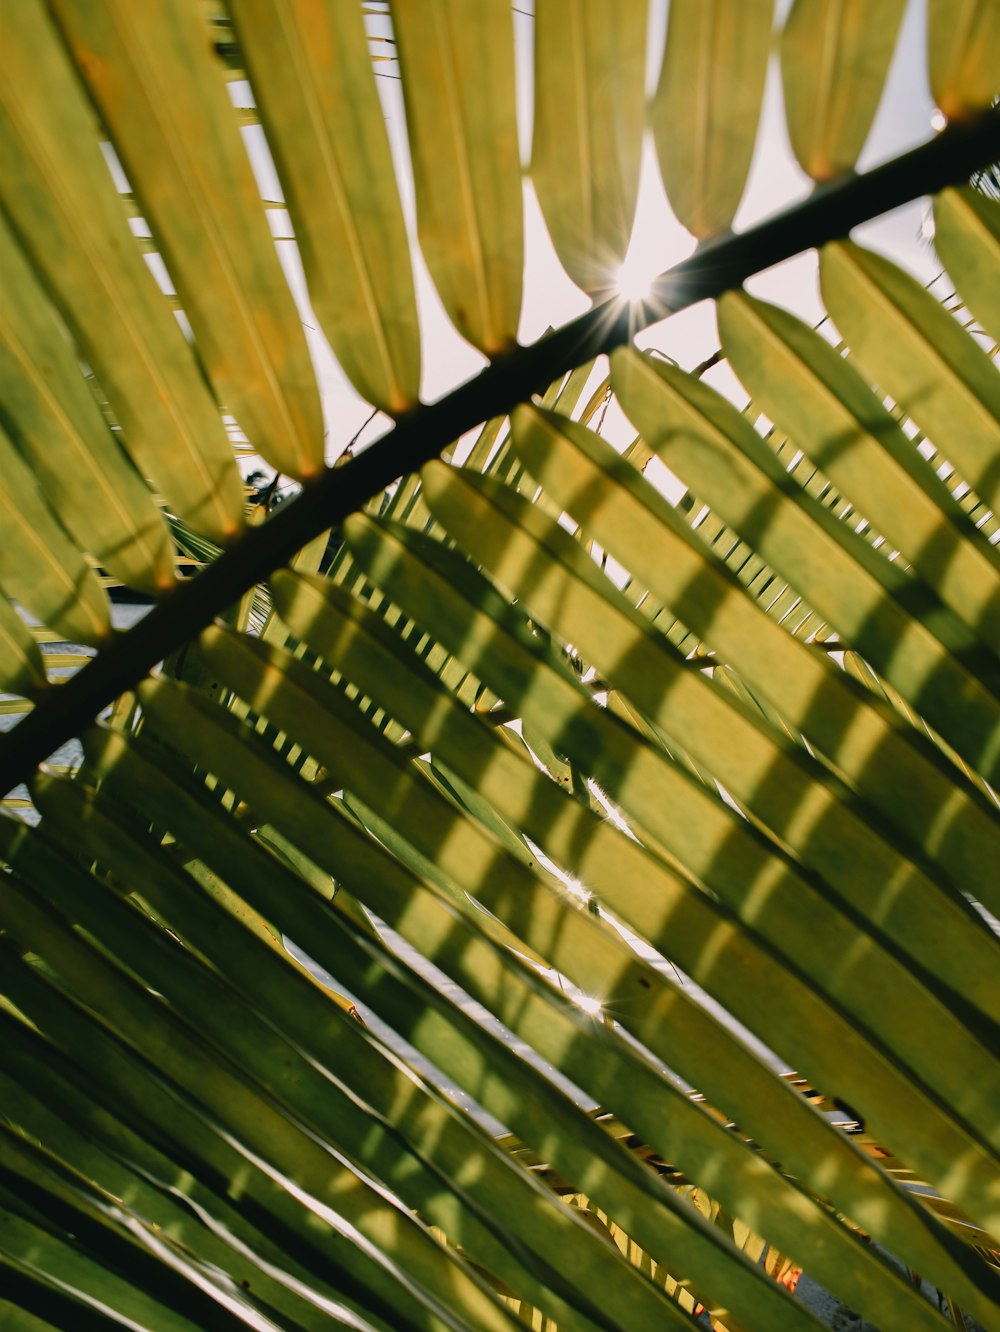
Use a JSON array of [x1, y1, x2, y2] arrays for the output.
[[229, 0, 944, 481]]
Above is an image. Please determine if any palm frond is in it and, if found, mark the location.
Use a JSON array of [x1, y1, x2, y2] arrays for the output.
[[2, 4, 1000, 1328]]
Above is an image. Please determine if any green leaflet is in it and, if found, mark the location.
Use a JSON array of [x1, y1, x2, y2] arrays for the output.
[[780, 0, 907, 180], [421, 753, 535, 867], [532, 0, 648, 290], [0, 213, 173, 597], [49, 0, 324, 482], [928, 0, 1000, 121], [392, 0, 522, 354], [719, 290, 1000, 659], [0, 601, 46, 699], [935, 185, 1000, 345], [0, 424, 110, 648], [336, 780, 553, 972], [820, 240, 1000, 513], [0, 1287, 79, 1332], [0, 1, 244, 542], [840, 650, 1000, 809], [653, 0, 772, 238], [194, 633, 547, 968], [229, 0, 420, 415]]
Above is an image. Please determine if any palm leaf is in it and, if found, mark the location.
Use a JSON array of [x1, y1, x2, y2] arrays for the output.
[[2, 4, 1000, 1329]]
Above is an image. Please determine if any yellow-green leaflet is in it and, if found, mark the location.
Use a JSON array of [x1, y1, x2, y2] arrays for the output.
[[0, 211, 173, 597], [0, 423, 110, 648], [928, 0, 1000, 121], [934, 186, 1000, 345], [0, 601, 46, 699], [0, 0, 245, 542], [392, 0, 522, 354], [781, 0, 907, 180], [653, 0, 772, 238], [50, 0, 324, 481], [532, 0, 648, 290], [719, 290, 1000, 658], [820, 240, 1000, 513], [229, 0, 420, 416]]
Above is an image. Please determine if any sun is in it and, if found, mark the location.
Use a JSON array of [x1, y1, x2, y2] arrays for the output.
[[614, 254, 659, 303]]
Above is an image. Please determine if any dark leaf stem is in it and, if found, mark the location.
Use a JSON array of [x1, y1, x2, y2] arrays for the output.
[[2, 110, 998, 796]]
